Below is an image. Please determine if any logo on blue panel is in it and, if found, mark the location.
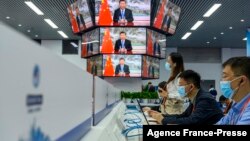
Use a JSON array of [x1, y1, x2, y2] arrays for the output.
[[33, 65, 40, 88]]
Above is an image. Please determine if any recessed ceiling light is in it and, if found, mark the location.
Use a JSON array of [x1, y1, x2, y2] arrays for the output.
[[6, 16, 10, 19], [206, 42, 210, 44], [27, 30, 31, 33], [181, 32, 192, 40], [214, 37, 217, 40], [203, 4, 222, 17], [243, 37, 247, 41], [18, 24, 22, 27], [191, 21, 204, 30], [229, 27, 233, 29], [24, 1, 44, 15], [241, 19, 245, 22], [44, 19, 58, 29], [221, 32, 224, 35], [57, 31, 68, 38], [35, 35, 38, 37], [70, 42, 78, 48]]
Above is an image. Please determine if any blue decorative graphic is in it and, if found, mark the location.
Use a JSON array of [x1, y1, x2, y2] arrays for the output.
[[33, 65, 40, 88], [19, 122, 51, 141]]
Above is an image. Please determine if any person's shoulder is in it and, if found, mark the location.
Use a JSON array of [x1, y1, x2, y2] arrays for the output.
[[125, 8, 132, 12], [114, 8, 120, 12], [197, 90, 215, 100]]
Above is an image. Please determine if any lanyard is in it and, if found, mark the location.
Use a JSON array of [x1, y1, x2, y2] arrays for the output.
[[230, 96, 250, 124]]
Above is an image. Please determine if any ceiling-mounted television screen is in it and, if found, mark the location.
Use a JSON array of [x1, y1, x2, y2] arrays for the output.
[[103, 54, 142, 77], [147, 29, 166, 58], [95, 0, 151, 26], [81, 28, 100, 58], [100, 27, 146, 54], [153, 0, 181, 34], [67, 0, 94, 33], [142, 56, 160, 79]]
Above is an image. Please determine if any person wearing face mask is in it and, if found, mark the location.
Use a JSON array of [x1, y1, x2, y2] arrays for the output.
[[143, 81, 168, 114], [148, 70, 223, 125], [163, 52, 187, 115], [216, 57, 250, 125]]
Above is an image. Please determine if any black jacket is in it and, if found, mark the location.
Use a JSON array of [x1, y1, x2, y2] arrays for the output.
[[115, 64, 130, 75], [148, 65, 155, 78], [161, 15, 171, 32], [87, 43, 93, 52], [113, 8, 134, 22], [162, 89, 223, 125], [114, 39, 132, 52], [76, 14, 85, 30], [153, 42, 161, 55]]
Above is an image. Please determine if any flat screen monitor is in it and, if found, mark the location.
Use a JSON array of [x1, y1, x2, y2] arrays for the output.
[[87, 55, 103, 76], [146, 29, 166, 58], [103, 54, 142, 77], [95, 0, 151, 26], [67, 0, 94, 33], [152, 0, 181, 34], [100, 27, 146, 54], [81, 28, 100, 58], [142, 56, 160, 78]]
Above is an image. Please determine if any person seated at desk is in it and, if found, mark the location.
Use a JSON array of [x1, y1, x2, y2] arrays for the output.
[[115, 57, 130, 77], [216, 57, 250, 125], [148, 70, 224, 125], [219, 95, 233, 115], [114, 31, 132, 54], [113, 0, 134, 25]]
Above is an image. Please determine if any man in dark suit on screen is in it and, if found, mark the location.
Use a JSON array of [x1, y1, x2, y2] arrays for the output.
[[114, 31, 133, 54], [148, 60, 155, 78], [86, 37, 93, 55], [75, 6, 86, 31], [115, 58, 130, 77], [153, 36, 161, 56], [113, 0, 134, 24], [162, 7, 172, 32], [91, 60, 98, 75]]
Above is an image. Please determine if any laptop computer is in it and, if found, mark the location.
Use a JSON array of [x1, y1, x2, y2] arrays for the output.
[[135, 99, 157, 125]]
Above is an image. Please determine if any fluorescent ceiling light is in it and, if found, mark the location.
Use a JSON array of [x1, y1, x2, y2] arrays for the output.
[[243, 37, 247, 41], [203, 4, 221, 17], [241, 19, 245, 22], [35, 35, 38, 37], [57, 31, 68, 38], [70, 42, 78, 48], [229, 27, 233, 29], [27, 30, 31, 33], [44, 19, 58, 29], [191, 21, 204, 30], [6, 16, 10, 19], [181, 32, 192, 40], [25, 1, 44, 15], [214, 37, 217, 40], [221, 32, 224, 35], [206, 42, 210, 44], [82, 40, 99, 44], [18, 24, 22, 27]]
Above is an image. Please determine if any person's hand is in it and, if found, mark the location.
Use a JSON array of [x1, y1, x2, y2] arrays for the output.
[[142, 107, 151, 112], [148, 110, 164, 124]]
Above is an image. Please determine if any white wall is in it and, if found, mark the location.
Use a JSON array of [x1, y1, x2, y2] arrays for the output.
[[104, 77, 142, 92], [41, 40, 87, 70]]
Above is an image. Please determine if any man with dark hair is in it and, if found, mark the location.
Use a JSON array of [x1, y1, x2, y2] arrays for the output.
[[91, 60, 98, 76], [148, 70, 223, 125], [148, 60, 155, 78], [113, 0, 134, 24], [114, 31, 132, 54], [153, 36, 161, 56], [219, 95, 232, 114], [209, 85, 217, 99], [162, 7, 172, 32], [75, 6, 86, 31], [115, 57, 130, 76], [217, 57, 250, 125]]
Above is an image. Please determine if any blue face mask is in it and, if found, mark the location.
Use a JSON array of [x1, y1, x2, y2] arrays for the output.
[[178, 86, 186, 97], [220, 77, 241, 99], [165, 63, 171, 71]]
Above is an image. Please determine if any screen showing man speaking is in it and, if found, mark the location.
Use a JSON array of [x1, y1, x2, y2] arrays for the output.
[[102, 54, 142, 77]]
